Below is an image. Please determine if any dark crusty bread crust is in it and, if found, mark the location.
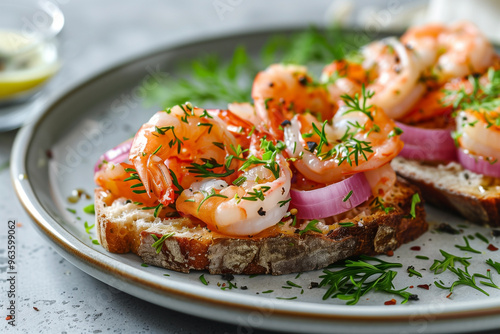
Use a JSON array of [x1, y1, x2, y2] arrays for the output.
[[95, 178, 427, 275], [392, 157, 500, 227]]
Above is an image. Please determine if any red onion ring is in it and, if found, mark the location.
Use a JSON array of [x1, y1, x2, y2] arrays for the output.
[[457, 148, 500, 178], [395, 121, 456, 161], [290, 172, 372, 219], [93, 138, 133, 172]]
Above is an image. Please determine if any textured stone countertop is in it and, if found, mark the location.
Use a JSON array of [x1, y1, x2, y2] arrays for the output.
[[1, 0, 500, 333]]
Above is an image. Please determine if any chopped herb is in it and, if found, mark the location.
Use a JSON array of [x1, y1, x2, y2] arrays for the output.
[[152, 144, 162, 156], [83, 204, 95, 214], [212, 142, 225, 150], [141, 263, 149, 267], [187, 157, 235, 178], [475, 232, 489, 244], [276, 296, 297, 300], [286, 281, 302, 288], [298, 220, 322, 235], [163, 274, 170, 277], [370, 197, 395, 214], [341, 84, 375, 121], [199, 274, 208, 285], [197, 188, 228, 212], [262, 290, 274, 294], [169, 169, 184, 194], [388, 126, 403, 138], [150, 232, 175, 254], [409, 193, 421, 219], [84, 221, 95, 234], [342, 190, 353, 202], [232, 176, 247, 186], [198, 122, 213, 133], [295, 272, 302, 279], [92, 240, 100, 245], [416, 255, 429, 260], [339, 222, 355, 227], [454, 236, 481, 254], [434, 267, 491, 296], [407, 266, 422, 278], [278, 198, 292, 207], [320, 255, 415, 305], [486, 259, 500, 274], [66, 208, 76, 214], [430, 250, 471, 274]]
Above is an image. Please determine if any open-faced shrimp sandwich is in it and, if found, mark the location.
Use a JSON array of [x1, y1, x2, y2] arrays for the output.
[[94, 68, 427, 274]]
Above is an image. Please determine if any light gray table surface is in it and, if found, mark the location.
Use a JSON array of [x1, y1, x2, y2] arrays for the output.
[[1, 1, 499, 333]]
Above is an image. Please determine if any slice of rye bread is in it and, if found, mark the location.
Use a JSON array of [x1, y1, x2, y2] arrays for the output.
[[95, 178, 427, 275], [392, 157, 500, 227]]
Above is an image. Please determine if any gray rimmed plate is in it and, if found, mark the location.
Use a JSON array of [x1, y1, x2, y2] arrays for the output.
[[11, 28, 500, 334]]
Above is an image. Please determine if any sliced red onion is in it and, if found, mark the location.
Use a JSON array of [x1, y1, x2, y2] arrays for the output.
[[458, 148, 500, 178], [399, 143, 457, 161], [94, 138, 133, 172], [290, 172, 372, 219], [395, 121, 456, 161]]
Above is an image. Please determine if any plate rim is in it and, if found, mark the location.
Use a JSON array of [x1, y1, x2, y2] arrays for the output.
[[10, 26, 500, 331]]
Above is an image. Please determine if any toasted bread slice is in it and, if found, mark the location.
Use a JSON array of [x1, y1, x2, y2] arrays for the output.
[[95, 178, 427, 275], [392, 157, 500, 227]]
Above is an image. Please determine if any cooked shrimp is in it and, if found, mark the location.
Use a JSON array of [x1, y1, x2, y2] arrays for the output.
[[94, 162, 158, 207], [401, 21, 495, 84], [252, 64, 334, 137], [283, 104, 403, 184], [457, 108, 500, 161], [176, 138, 291, 236], [128, 105, 242, 206], [322, 38, 425, 120]]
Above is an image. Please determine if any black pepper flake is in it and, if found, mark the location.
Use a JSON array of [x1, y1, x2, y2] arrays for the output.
[[269, 82, 274, 87], [492, 230, 500, 237], [463, 172, 469, 180], [408, 294, 419, 301], [298, 75, 308, 86], [280, 119, 291, 127], [241, 286, 248, 290], [436, 223, 460, 235], [309, 282, 319, 289], [258, 207, 266, 216], [307, 141, 318, 152], [294, 229, 301, 234], [221, 273, 234, 281]]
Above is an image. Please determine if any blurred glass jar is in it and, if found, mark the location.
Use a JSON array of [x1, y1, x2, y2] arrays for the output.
[[0, 1, 64, 105]]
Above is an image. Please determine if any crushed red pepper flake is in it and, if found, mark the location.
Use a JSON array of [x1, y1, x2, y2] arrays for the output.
[[33, 307, 39, 311], [410, 246, 421, 251], [6, 315, 12, 320], [417, 284, 430, 290], [384, 299, 397, 305], [446, 292, 453, 298], [386, 250, 394, 257], [487, 244, 498, 251], [409, 285, 414, 288]]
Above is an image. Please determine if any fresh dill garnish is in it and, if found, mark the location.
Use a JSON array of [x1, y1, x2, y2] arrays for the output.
[[416, 255, 429, 260], [286, 280, 302, 289], [187, 157, 235, 178], [298, 219, 322, 235], [409, 193, 421, 219], [83, 204, 95, 214], [338, 222, 355, 227], [434, 267, 494, 296], [232, 176, 247, 186], [430, 250, 471, 274], [475, 232, 489, 244], [197, 188, 228, 212], [150, 232, 175, 254], [370, 197, 395, 214], [486, 259, 500, 274], [454, 236, 482, 254], [197, 122, 213, 133], [141, 203, 164, 218], [445, 68, 500, 113], [278, 198, 292, 207], [84, 221, 95, 234], [143, 26, 366, 108], [342, 190, 353, 202], [341, 84, 375, 121], [199, 274, 208, 286], [169, 168, 184, 194], [407, 266, 422, 278], [319, 255, 415, 305]]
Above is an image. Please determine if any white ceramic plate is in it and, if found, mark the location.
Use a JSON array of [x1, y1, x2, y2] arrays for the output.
[[11, 29, 500, 333]]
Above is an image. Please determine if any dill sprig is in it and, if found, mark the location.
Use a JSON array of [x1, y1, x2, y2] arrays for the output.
[[430, 250, 471, 274], [150, 232, 175, 254], [341, 84, 375, 121], [319, 255, 416, 305], [143, 26, 366, 108]]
